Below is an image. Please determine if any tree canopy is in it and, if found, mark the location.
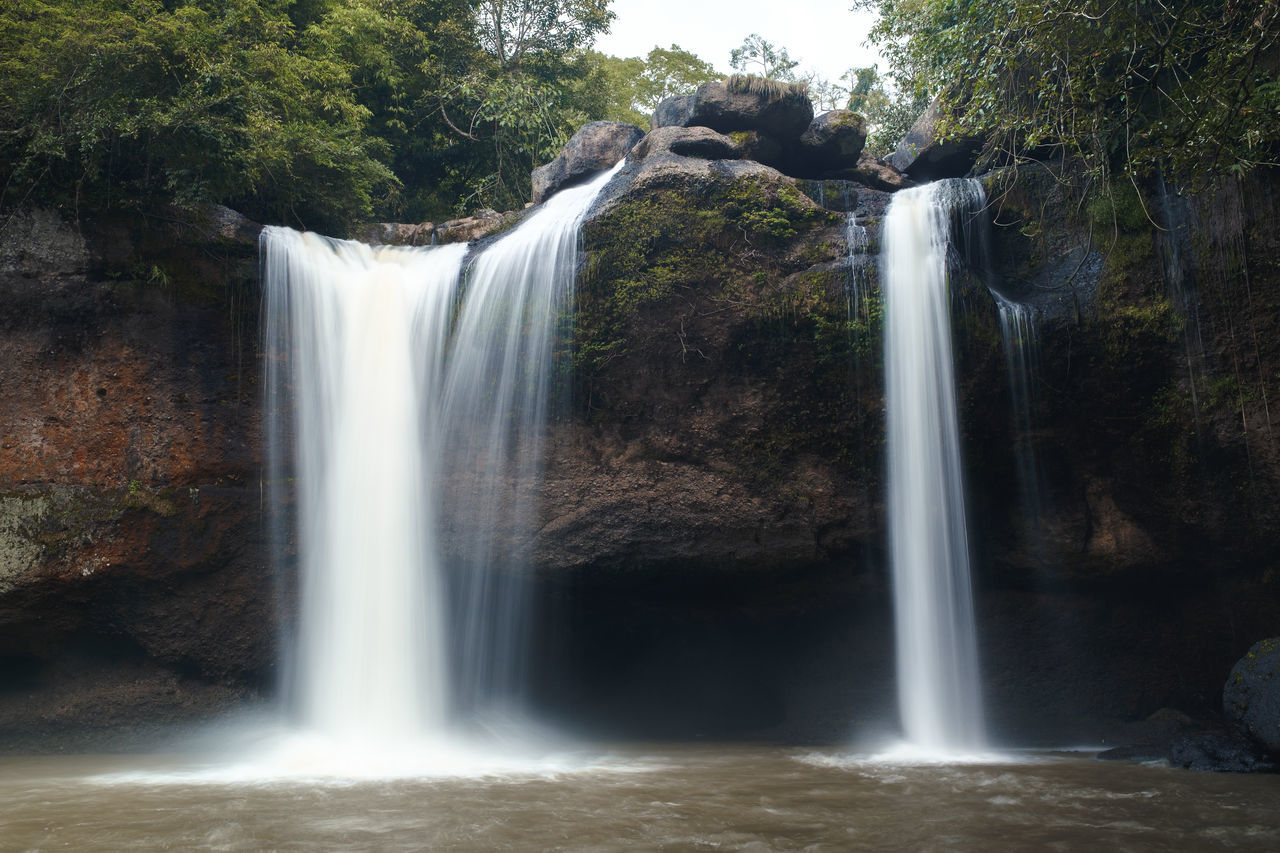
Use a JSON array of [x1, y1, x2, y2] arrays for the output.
[[0, 0, 636, 230], [0, 0, 400, 232], [858, 0, 1280, 182]]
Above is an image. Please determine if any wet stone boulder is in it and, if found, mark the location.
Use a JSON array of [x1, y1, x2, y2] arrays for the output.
[[788, 111, 868, 178], [532, 120, 646, 204], [1169, 731, 1275, 773], [888, 99, 984, 181], [1224, 637, 1280, 756], [359, 222, 436, 246], [652, 79, 814, 142], [847, 152, 909, 192]]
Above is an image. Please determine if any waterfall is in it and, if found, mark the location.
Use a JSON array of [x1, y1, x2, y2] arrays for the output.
[[881, 180, 986, 753], [994, 293, 1045, 529], [845, 212, 870, 322], [260, 162, 621, 765], [262, 231, 463, 746], [440, 162, 623, 718]]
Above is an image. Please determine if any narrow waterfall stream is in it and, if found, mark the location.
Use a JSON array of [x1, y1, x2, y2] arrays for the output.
[[440, 162, 623, 719], [994, 292, 1046, 533], [258, 163, 621, 772], [881, 180, 987, 754]]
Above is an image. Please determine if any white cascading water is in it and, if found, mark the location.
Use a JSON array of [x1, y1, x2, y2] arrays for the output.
[[845, 211, 870, 321], [262, 231, 465, 753], [882, 180, 987, 754], [259, 162, 621, 771], [441, 162, 623, 718]]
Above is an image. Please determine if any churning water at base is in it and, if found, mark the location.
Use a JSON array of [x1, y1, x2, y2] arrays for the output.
[[259, 163, 621, 775], [6, 747, 1278, 850], [881, 180, 986, 754]]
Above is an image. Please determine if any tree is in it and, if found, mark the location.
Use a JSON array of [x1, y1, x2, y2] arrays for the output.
[[729, 33, 799, 82], [574, 52, 649, 126], [474, 0, 612, 70], [637, 45, 721, 108], [433, 0, 618, 211], [568, 45, 721, 130]]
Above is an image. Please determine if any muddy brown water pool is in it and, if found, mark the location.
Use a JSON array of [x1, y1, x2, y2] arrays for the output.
[[1, 744, 1277, 851]]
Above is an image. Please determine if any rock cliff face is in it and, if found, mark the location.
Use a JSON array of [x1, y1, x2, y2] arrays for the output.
[[0, 208, 272, 747], [1, 130, 1278, 747]]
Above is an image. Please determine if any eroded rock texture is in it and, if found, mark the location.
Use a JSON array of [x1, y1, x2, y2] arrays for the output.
[[0, 208, 273, 748]]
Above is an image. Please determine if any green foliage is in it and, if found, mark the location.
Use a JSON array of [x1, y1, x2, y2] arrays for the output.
[[1086, 181, 1151, 234], [843, 65, 928, 158], [639, 45, 721, 107], [0, 0, 630, 226], [576, 44, 722, 127], [576, 52, 650, 126], [441, 68, 583, 210], [721, 177, 838, 244], [858, 0, 1280, 181]]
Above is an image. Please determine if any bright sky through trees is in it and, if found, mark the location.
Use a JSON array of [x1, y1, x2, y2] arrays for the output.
[[594, 0, 882, 86]]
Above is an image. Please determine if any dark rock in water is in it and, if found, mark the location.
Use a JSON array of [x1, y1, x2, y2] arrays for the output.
[[795, 179, 863, 213], [888, 99, 984, 180], [1169, 731, 1275, 773], [1096, 744, 1170, 762], [630, 126, 742, 162], [801, 152, 908, 193], [788, 111, 868, 178], [651, 79, 813, 141], [1094, 707, 1200, 762], [435, 210, 506, 244], [531, 120, 646, 204], [359, 222, 435, 246], [1224, 637, 1280, 755]]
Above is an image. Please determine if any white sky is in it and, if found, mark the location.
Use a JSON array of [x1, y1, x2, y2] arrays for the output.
[[593, 0, 884, 86]]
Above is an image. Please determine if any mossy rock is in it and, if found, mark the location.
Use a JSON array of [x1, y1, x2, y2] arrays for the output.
[[1224, 638, 1280, 755]]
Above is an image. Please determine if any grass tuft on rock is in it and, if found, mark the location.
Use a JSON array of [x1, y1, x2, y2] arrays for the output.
[[725, 75, 809, 101]]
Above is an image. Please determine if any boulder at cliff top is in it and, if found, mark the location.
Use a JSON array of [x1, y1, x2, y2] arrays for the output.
[[788, 110, 868, 178], [629, 126, 743, 162], [888, 99, 984, 180], [848, 151, 908, 191], [726, 130, 785, 169], [1224, 637, 1280, 755], [652, 78, 814, 141], [532, 120, 645, 204]]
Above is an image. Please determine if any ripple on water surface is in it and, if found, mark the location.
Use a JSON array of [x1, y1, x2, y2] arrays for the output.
[[2, 745, 1279, 851]]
